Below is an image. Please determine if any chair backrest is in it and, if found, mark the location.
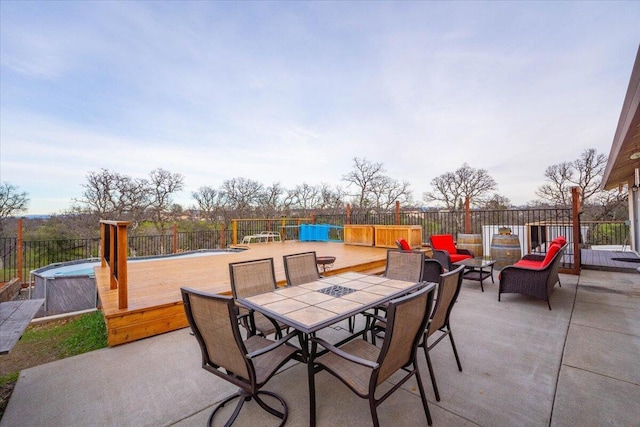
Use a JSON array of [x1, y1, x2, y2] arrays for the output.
[[283, 251, 320, 286], [229, 258, 277, 299], [428, 265, 464, 335], [181, 287, 253, 385], [385, 250, 425, 282], [375, 285, 435, 385], [422, 258, 444, 283], [430, 234, 457, 254]]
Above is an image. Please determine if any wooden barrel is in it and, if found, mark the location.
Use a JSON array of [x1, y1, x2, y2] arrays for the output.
[[457, 233, 483, 258], [490, 234, 522, 269]]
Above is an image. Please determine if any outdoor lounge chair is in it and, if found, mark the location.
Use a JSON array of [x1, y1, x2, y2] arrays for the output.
[[498, 240, 568, 310], [421, 265, 465, 402], [229, 258, 285, 338], [283, 251, 321, 286], [309, 285, 436, 426], [429, 234, 473, 271], [181, 288, 300, 426]]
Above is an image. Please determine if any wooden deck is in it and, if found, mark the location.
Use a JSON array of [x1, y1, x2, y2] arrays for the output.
[[581, 248, 640, 272], [95, 241, 394, 346]]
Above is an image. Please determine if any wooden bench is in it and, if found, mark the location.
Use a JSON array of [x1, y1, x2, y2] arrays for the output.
[[0, 279, 45, 354]]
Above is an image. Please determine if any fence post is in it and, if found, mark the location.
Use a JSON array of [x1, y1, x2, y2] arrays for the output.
[[465, 197, 471, 233], [220, 223, 226, 248], [173, 223, 178, 254], [395, 201, 400, 225], [17, 217, 23, 282], [346, 204, 351, 225], [232, 220, 238, 245], [571, 187, 582, 274]]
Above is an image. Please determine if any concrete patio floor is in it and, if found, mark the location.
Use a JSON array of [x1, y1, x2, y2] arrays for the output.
[[1, 269, 639, 426]]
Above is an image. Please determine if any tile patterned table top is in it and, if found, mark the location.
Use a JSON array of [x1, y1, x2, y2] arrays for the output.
[[239, 272, 432, 334]]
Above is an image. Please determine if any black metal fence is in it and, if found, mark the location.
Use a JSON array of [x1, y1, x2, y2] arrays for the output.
[[0, 209, 631, 283]]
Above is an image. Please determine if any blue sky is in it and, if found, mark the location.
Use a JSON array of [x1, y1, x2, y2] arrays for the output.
[[1, 1, 639, 214]]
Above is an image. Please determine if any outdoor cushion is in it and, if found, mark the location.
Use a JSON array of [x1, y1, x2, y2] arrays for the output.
[[541, 242, 562, 267], [431, 234, 457, 254], [552, 236, 567, 246], [513, 259, 544, 269], [449, 253, 472, 263], [397, 238, 411, 251]]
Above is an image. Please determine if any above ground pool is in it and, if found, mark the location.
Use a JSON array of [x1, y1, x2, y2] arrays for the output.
[[30, 249, 240, 318]]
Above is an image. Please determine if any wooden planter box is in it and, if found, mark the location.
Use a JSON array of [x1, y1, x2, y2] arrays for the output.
[[374, 225, 423, 249], [343, 225, 375, 246]]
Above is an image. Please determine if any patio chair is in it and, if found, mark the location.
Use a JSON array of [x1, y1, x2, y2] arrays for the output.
[[420, 265, 465, 401], [429, 234, 473, 271], [395, 239, 444, 283], [366, 249, 425, 343], [283, 251, 321, 286], [309, 285, 436, 426], [181, 287, 300, 426], [385, 249, 425, 282], [229, 258, 285, 338], [498, 242, 567, 310]]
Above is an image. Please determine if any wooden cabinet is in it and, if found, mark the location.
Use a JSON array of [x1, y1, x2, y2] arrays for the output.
[[343, 225, 375, 246], [374, 225, 422, 249]]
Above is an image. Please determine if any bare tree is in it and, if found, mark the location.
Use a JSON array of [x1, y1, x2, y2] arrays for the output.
[[287, 183, 322, 216], [424, 164, 498, 210], [74, 169, 150, 230], [258, 182, 286, 217], [536, 148, 608, 207], [370, 176, 412, 211], [318, 183, 346, 215], [342, 157, 411, 212], [220, 177, 264, 217], [0, 182, 29, 236], [192, 186, 224, 222], [147, 168, 185, 237]]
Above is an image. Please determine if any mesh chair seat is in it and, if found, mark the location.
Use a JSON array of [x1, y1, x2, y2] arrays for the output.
[[315, 339, 381, 396]]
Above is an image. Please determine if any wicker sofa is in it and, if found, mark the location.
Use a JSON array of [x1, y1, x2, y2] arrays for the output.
[[498, 237, 568, 310]]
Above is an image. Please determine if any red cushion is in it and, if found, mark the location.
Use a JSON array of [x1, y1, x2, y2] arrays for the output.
[[450, 253, 472, 263], [514, 259, 543, 269], [396, 238, 411, 251], [431, 234, 457, 254], [541, 242, 562, 267], [552, 236, 567, 246]]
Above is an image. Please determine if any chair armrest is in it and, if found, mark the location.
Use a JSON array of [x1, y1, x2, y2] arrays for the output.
[[457, 248, 474, 257], [430, 249, 450, 271], [246, 330, 299, 359], [311, 336, 379, 369]]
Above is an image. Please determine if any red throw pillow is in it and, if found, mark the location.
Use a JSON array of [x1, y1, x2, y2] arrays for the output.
[[431, 234, 457, 254], [541, 242, 561, 267], [397, 238, 411, 251], [552, 236, 567, 246]]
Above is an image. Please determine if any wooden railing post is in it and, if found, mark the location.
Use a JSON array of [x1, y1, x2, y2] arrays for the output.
[[117, 224, 128, 309], [465, 196, 471, 233], [346, 204, 352, 225], [173, 223, 178, 254], [17, 218, 23, 282], [232, 220, 238, 245], [395, 201, 400, 225], [571, 187, 582, 274], [220, 223, 226, 248], [100, 220, 130, 309]]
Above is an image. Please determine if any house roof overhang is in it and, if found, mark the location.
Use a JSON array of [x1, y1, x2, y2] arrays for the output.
[[602, 45, 640, 191]]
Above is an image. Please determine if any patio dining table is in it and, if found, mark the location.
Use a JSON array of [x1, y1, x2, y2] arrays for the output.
[[238, 271, 436, 426]]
